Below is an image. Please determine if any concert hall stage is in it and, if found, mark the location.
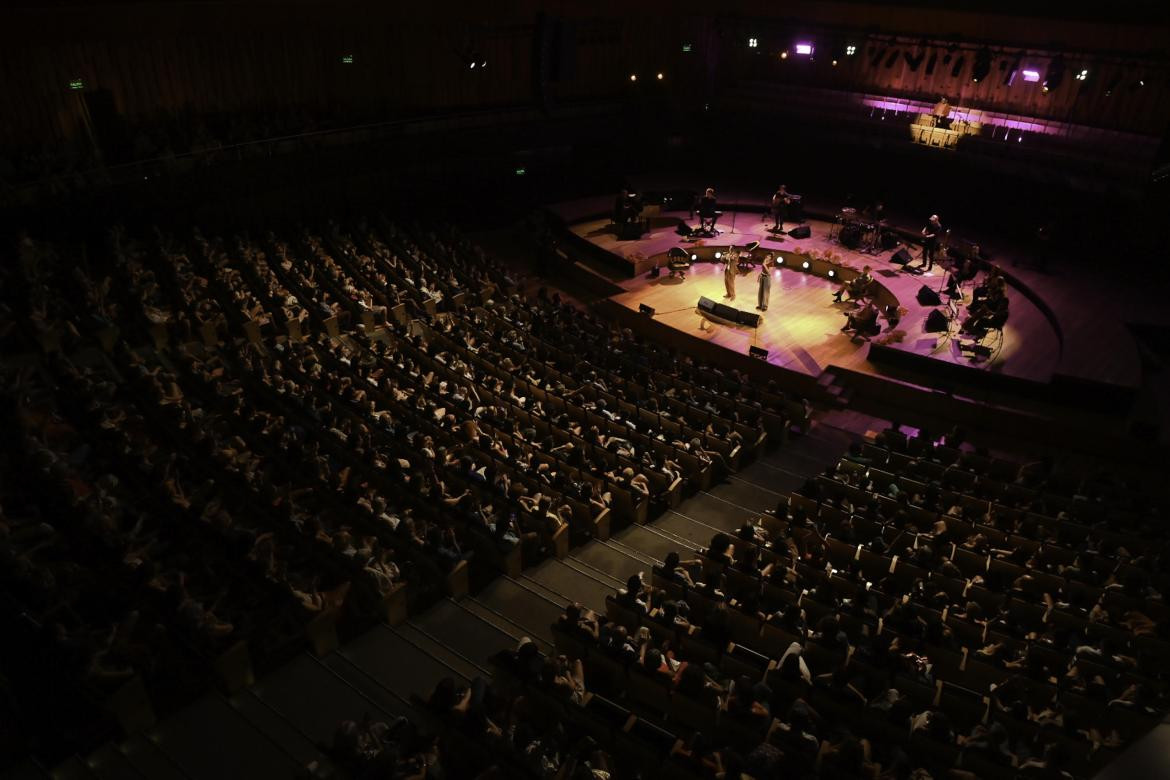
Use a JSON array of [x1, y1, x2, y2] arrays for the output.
[[547, 190, 1146, 415]]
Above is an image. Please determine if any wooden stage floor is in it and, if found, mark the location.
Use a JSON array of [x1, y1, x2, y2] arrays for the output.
[[571, 210, 1061, 383]]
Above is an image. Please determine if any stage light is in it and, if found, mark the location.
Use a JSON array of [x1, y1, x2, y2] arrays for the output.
[[832, 58, 839, 66], [846, 44, 857, 56], [714, 251, 722, 259], [656, 72, 664, 80], [469, 62, 476, 69], [690, 253, 698, 261], [1075, 68, 1089, 81], [748, 37, 758, 48], [480, 60, 487, 68], [795, 43, 813, 56], [1021, 69, 1040, 83], [802, 260, 810, 269], [629, 74, 637, 81], [828, 269, 836, 277], [780, 51, 788, 59], [776, 256, 784, 264]]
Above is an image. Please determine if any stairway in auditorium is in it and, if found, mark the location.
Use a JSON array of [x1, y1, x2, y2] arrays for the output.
[[48, 417, 861, 780]]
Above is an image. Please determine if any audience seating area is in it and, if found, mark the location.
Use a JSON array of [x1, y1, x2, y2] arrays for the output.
[[0, 212, 814, 775], [2, 208, 1166, 778], [533, 429, 1169, 779]]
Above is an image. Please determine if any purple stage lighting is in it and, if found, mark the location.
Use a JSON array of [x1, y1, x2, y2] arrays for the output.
[[795, 43, 813, 56], [1021, 69, 1040, 82]]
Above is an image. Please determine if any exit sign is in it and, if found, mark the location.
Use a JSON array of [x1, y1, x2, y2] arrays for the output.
[[68, 78, 84, 90], [340, 54, 354, 64]]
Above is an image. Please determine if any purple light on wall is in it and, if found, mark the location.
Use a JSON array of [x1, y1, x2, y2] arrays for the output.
[[795, 43, 814, 56], [1021, 69, 1040, 83]]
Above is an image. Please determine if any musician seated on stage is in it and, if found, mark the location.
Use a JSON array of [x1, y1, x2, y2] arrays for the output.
[[697, 187, 718, 233], [945, 255, 979, 298], [841, 300, 881, 338], [833, 265, 873, 303], [863, 201, 885, 223], [970, 267, 1004, 306], [961, 277, 1009, 336]]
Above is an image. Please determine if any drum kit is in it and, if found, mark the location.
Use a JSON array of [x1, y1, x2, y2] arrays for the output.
[[829, 207, 891, 254]]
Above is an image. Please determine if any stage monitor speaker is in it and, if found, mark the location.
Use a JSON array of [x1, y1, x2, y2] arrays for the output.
[[749, 346, 769, 360], [917, 285, 942, 306], [891, 248, 913, 265], [714, 303, 739, 321], [638, 303, 655, 316], [615, 221, 645, 240], [924, 309, 949, 332], [787, 225, 811, 239], [697, 296, 716, 314], [737, 310, 761, 328]]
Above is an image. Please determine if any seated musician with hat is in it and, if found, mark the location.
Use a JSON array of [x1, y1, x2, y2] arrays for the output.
[[833, 265, 874, 304]]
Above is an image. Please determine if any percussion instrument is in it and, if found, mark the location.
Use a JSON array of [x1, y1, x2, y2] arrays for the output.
[[839, 224, 863, 249]]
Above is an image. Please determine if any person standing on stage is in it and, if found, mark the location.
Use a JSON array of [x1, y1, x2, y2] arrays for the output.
[[770, 185, 790, 231], [757, 254, 773, 311], [723, 249, 738, 300], [921, 214, 943, 271]]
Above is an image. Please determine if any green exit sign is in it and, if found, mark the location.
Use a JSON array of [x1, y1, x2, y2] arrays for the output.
[[68, 78, 84, 91], [682, 43, 693, 53], [340, 54, 354, 64], [514, 167, 527, 176]]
